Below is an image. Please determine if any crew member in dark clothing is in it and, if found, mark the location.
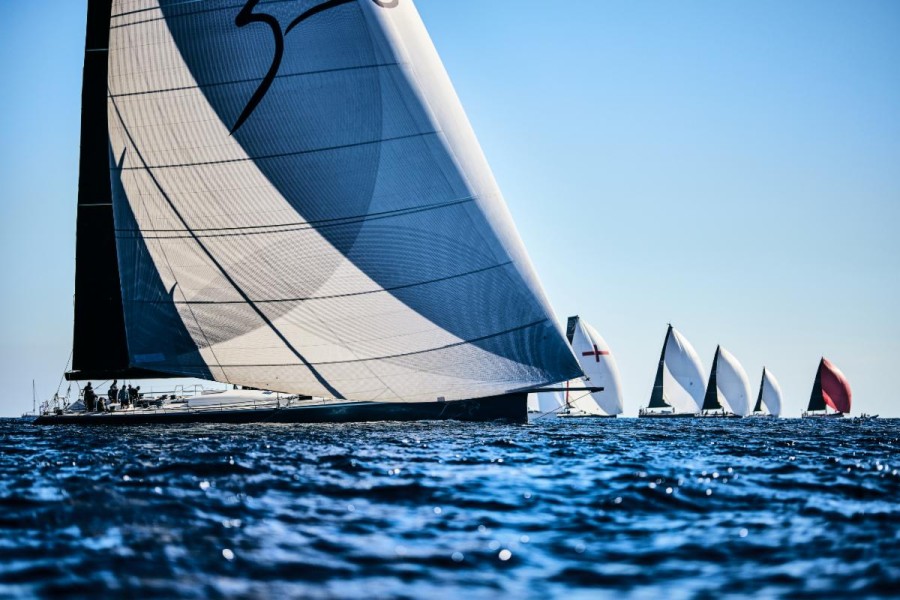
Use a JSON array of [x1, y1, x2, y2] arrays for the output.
[[118, 384, 129, 409], [129, 385, 138, 406], [109, 380, 118, 408], [84, 382, 96, 413]]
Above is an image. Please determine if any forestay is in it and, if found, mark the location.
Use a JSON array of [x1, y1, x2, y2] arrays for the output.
[[105, 0, 581, 401]]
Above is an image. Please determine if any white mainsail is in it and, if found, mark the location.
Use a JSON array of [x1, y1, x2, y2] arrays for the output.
[[709, 346, 752, 417], [105, 0, 581, 402], [568, 317, 624, 416], [757, 368, 783, 417]]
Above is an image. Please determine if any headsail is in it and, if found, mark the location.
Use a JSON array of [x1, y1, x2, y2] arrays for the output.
[[566, 316, 624, 416], [647, 325, 705, 413], [86, 0, 582, 401], [527, 391, 565, 414], [707, 346, 752, 417], [808, 357, 851, 414], [756, 368, 783, 417]]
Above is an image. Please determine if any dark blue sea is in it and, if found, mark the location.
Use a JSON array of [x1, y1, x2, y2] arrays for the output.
[[1, 418, 897, 598]]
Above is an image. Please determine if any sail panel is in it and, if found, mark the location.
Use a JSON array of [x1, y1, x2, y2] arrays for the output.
[[661, 327, 705, 413], [807, 360, 826, 411], [701, 347, 722, 412], [568, 316, 624, 415], [760, 368, 783, 417], [820, 357, 852, 414], [567, 378, 606, 415], [715, 346, 752, 417], [105, 0, 580, 400], [528, 390, 564, 414], [752, 370, 764, 413], [647, 325, 671, 409], [71, 0, 132, 377]]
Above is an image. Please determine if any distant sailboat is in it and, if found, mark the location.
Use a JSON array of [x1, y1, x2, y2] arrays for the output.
[[557, 316, 624, 418], [802, 357, 852, 418], [749, 368, 782, 418], [699, 346, 752, 418], [639, 325, 705, 418]]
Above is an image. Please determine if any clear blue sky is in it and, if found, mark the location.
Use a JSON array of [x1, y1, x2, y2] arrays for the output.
[[1, 0, 897, 417]]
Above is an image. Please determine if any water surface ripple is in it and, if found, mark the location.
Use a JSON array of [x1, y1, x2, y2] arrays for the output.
[[0, 418, 897, 598]]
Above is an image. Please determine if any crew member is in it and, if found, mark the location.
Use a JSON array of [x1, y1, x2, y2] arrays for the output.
[[108, 380, 118, 408], [83, 382, 96, 413]]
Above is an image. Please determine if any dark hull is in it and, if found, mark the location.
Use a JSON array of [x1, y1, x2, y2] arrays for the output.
[[697, 412, 743, 419], [801, 411, 845, 419], [638, 411, 696, 419], [34, 393, 527, 426]]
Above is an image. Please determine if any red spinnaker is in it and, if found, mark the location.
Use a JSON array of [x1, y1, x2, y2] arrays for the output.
[[820, 358, 852, 414]]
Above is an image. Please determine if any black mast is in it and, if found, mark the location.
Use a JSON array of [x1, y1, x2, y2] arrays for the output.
[[701, 346, 723, 412], [647, 325, 673, 409], [67, 0, 165, 381]]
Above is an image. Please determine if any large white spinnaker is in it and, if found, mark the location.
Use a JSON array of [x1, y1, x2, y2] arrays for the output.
[[667, 329, 706, 413], [567, 316, 624, 416], [754, 368, 783, 417], [703, 346, 752, 417], [104, 0, 582, 402]]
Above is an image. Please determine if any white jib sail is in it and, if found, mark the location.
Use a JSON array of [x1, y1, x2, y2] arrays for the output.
[[662, 328, 706, 413], [761, 368, 783, 417], [105, 0, 581, 401], [527, 391, 565, 414], [570, 318, 624, 415], [715, 346, 752, 417]]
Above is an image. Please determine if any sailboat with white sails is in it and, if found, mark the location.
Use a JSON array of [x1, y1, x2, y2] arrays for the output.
[[37, 0, 584, 425], [556, 316, 623, 418], [749, 368, 783, 418], [699, 346, 752, 418], [639, 325, 705, 418]]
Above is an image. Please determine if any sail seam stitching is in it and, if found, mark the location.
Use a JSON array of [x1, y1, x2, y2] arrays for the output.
[[109, 62, 400, 99], [108, 93, 344, 399], [116, 130, 438, 171]]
